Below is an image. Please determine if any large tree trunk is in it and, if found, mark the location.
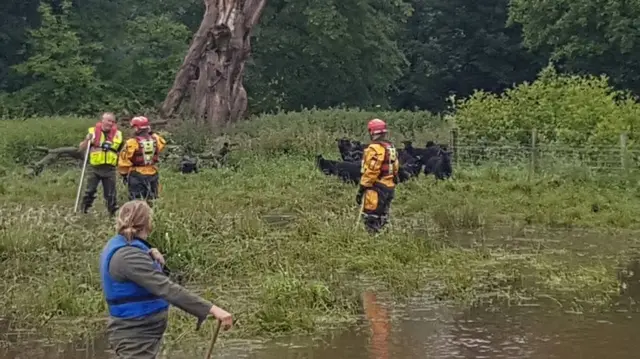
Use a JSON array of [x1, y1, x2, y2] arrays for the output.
[[160, 0, 266, 128]]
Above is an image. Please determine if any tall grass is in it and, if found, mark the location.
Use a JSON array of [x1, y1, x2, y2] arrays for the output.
[[0, 110, 630, 346]]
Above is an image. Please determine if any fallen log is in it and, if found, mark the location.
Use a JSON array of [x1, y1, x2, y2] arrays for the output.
[[27, 146, 84, 176], [27, 140, 236, 176]]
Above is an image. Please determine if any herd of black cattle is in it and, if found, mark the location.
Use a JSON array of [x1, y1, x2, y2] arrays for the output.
[[176, 138, 452, 185], [316, 138, 453, 185]]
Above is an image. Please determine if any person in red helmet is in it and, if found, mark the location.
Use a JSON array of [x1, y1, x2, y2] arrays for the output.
[[356, 118, 399, 233], [117, 116, 166, 204]]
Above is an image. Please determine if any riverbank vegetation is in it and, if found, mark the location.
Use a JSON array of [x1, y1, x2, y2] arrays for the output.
[[2, 71, 640, 347]]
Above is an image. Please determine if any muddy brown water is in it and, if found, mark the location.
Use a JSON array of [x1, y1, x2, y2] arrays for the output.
[[2, 228, 640, 358], [1, 298, 639, 359]]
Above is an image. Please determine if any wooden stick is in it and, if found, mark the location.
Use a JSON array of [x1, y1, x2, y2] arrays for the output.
[[354, 200, 364, 230], [204, 319, 222, 359]]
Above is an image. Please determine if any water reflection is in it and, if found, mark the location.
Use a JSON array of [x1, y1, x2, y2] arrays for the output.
[[362, 291, 389, 359], [2, 300, 640, 359]]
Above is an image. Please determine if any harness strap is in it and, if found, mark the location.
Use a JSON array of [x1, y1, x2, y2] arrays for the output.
[[107, 293, 159, 306]]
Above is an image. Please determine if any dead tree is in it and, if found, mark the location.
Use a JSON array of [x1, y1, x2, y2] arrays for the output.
[[160, 0, 267, 128]]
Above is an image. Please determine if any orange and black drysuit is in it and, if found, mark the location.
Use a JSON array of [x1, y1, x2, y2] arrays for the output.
[[117, 131, 166, 203], [356, 140, 399, 233]]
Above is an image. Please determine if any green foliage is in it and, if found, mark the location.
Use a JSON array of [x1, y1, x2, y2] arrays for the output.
[[507, 0, 640, 94], [0, 109, 447, 169], [0, 0, 41, 92], [255, 272, 356, 332], [5, 0, 640, 118], [0, 0, 193, 117], [229, 108, 448, 156], [102, 15, 190, 110], [247, 0, 412, 113], [392, 0, 543, 111], [453, 64, 640, 146], [4, 1, 103, 117]]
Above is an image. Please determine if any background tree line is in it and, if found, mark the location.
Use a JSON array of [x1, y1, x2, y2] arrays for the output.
[[1, 0, 638, 118]]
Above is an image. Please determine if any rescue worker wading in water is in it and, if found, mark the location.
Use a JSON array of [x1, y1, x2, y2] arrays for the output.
[[356, 119, 399, 233], [118, 116, 166, 204], [79, 112, 124, 216]]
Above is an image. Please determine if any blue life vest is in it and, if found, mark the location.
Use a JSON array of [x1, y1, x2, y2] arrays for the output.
[[100, 234, 170, 318]]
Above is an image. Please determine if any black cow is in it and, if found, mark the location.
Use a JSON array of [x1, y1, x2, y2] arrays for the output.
[[179, 155, 198, 174], [423, 143, 452, 180], [336, 138, 365, 162], [397, 155, 421, 183], [316, 153, 422, 185], [402, 140, 432, 162], [316, 154, 361, 184]]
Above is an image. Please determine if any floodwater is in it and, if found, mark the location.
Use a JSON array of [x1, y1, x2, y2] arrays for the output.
[[2, 293, 639, 359], [2, 228, 639, 358]]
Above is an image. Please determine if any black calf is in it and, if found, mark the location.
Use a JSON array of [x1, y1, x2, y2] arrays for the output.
[[397, 156, 422, 183], [179, 155, 198, 174], [402, 140, 431, 162], [336, 138, 352, 162], [351, 140, 365, 152], [316, 154, 422, 185], [400, 140, 453, 180], [315, 154, 361, 184], [336, 138, 364, 162], [398, 148, 420, 167], [423, 144, 453, 180]]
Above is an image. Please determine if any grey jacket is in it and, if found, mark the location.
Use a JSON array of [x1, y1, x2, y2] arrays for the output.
[[105, 246, 214, 358]]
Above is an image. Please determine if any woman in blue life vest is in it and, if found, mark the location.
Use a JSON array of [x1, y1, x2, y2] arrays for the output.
[[100, 200, 233, 359]]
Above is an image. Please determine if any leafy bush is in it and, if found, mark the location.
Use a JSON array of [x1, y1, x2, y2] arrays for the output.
[[230, 108, 448, 156], [453, 64, 640, 147], [0, 2, 192, 119]]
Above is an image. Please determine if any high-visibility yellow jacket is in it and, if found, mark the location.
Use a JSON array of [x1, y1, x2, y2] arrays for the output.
[[117, 133, 166, 176], [360, 141, 399, 189], [87, 127, 124, 166]]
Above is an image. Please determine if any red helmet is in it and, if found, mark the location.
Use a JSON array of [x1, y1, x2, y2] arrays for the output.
[[367, 118, 387, 136], [130, 116, 150, 130]]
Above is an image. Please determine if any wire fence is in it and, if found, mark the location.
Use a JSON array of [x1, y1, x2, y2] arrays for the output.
[[448, 128, 640, 175]]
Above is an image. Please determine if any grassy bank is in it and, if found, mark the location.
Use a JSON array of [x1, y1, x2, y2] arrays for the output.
[[0, 110, 632, 347]]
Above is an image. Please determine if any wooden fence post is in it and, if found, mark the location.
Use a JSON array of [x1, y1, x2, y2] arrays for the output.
[[620, 132, 629, 172], [529, 129, 537, 179], [450, 127, 458, 167]]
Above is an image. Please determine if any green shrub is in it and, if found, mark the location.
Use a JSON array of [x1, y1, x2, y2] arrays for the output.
[[230, 108, 448, 156], [453, 64, 640, 148]]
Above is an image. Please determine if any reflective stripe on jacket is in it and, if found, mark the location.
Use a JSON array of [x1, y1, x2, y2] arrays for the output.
[[88, 127, 123, 166]]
